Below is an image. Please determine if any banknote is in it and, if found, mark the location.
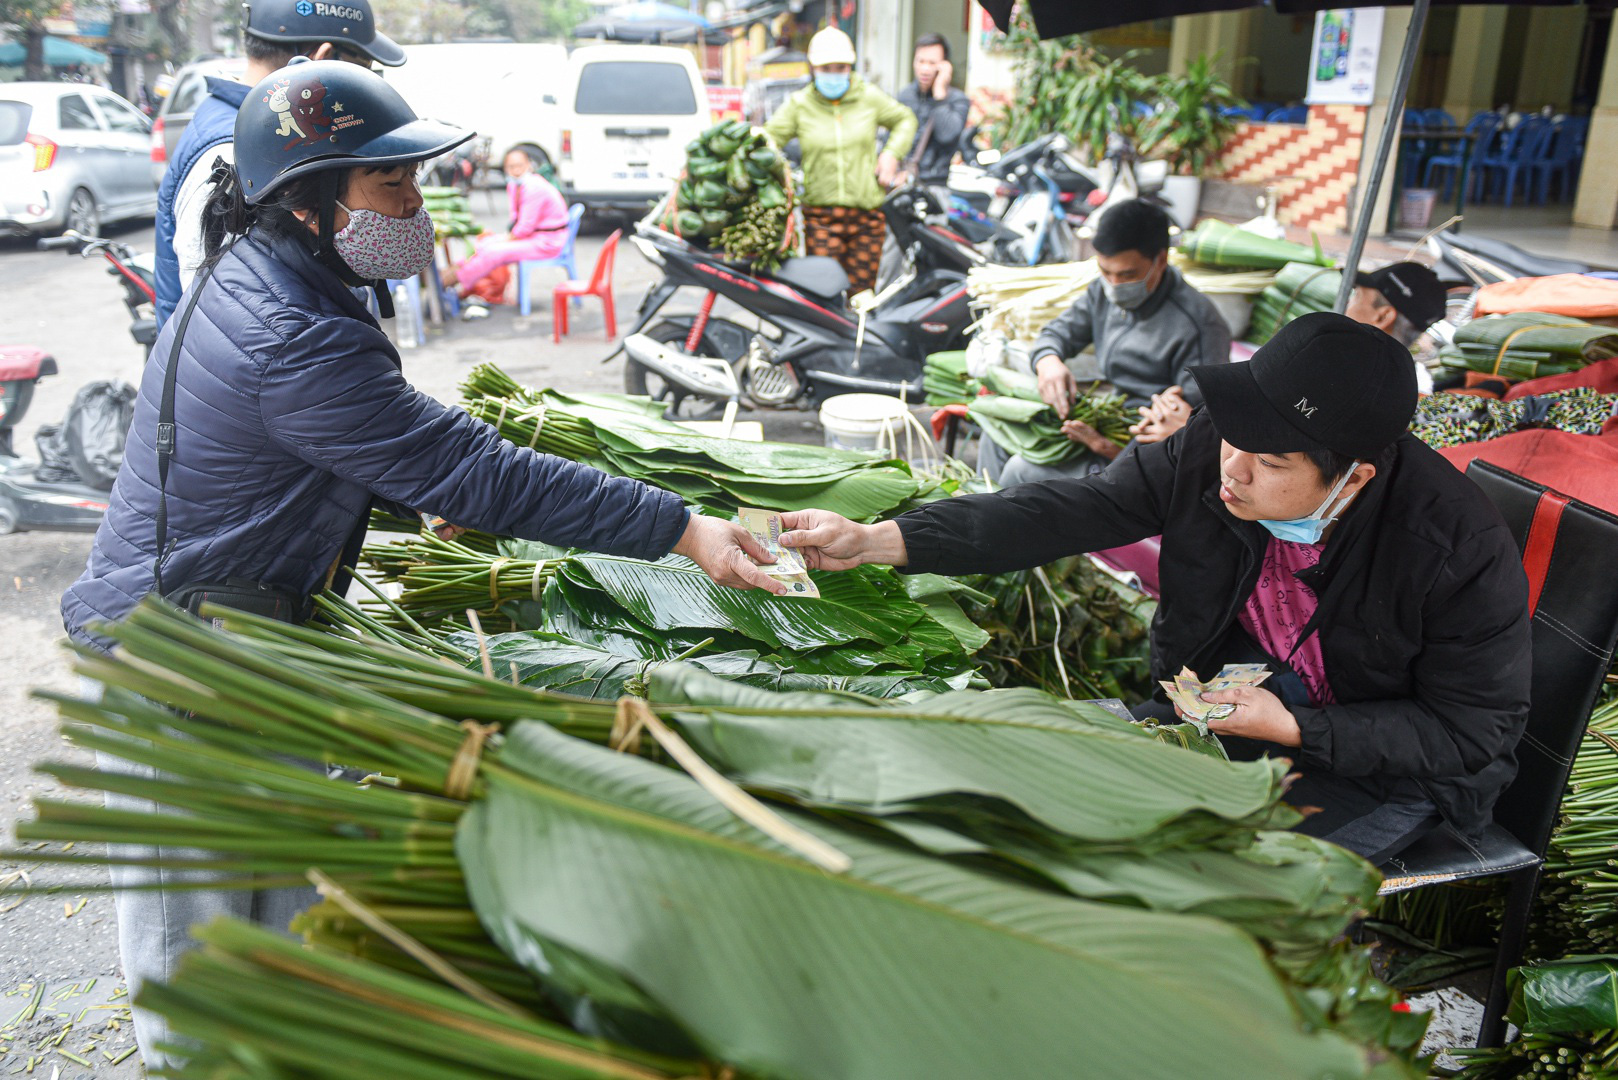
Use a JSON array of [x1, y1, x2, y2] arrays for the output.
[[1159, 663, 1273, 732], [737, 507, 820, 598]]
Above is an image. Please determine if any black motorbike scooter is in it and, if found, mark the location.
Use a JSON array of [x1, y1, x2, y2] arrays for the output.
[[617, 185, 972, 417], [0, 231, 154, 534]]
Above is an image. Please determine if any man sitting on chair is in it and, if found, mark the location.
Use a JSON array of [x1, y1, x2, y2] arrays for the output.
[[444, 148, 570, 306]]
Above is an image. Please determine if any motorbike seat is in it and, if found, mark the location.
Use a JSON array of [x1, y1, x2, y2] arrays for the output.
[[1439, 231, 1592, 279], [769, 257, 850, 301], [0, 347, 56, 383]]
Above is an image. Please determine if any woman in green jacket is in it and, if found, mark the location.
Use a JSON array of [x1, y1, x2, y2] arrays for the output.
[[765, 27, 916, 294]]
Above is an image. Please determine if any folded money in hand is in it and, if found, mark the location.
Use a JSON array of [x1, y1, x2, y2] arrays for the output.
[[1159, 663, 1273, 734], [738, 507, 820, 598]]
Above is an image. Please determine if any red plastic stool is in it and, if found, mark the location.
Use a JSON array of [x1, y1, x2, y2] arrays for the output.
[[553, 229, 620, 343]]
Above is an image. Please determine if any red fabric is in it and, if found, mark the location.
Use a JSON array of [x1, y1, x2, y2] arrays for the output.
[[1439, 430, 1618, 517], [1521, 491, 1570, 617], [1092, 538, 1162, 599], [1504, 356, 1618, 400], [930, 403, 969, 442]]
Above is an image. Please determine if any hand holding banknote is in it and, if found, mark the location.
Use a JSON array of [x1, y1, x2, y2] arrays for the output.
[[738, 508, 820, 598]]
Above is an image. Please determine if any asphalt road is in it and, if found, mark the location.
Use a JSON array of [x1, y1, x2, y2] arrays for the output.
[[0, 203, 832, 1076]]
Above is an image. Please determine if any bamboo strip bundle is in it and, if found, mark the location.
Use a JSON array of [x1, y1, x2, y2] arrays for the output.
[[967, 261, 1101, 341]]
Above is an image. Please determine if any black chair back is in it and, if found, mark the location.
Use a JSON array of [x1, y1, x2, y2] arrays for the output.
[[1466, 460, 1618, 855]]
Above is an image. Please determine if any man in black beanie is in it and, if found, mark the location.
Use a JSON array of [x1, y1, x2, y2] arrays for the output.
[[779, 312, 1531, 862]]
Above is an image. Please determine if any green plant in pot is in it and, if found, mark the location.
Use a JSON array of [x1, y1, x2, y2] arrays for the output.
[[1139, 55, 1247, 177]]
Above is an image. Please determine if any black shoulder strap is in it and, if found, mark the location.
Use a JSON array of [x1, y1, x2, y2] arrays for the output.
[[152, 261, 215, 598]]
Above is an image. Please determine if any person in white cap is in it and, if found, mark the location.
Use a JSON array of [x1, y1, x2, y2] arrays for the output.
[[765, 26, 916, 294]]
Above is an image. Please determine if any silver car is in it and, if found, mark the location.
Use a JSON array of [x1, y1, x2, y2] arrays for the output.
[[151, 57, 248, 186], [0, 83, 159, 237]]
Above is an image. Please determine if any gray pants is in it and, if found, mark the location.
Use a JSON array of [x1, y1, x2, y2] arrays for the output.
[[85, 679, 317, 1069], [978, 435, 1106, 486]]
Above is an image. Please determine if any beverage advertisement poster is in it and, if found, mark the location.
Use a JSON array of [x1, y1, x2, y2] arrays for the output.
[[1305, 7, 1384, 106]]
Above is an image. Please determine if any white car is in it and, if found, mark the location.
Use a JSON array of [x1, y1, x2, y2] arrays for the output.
[[386, 43, 568, 181], [0, 83, 157, 237], [556, 44, 711, 213]]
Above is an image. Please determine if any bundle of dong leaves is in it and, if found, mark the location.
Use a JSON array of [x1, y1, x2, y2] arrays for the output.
[[661, 120, 795, 269], [356, 530, 986, 687], [965, 364, 1133, 466], [9, 599, 1427, 1079], [1438, 312, 1618, 382], [460, 363, 934, 522]]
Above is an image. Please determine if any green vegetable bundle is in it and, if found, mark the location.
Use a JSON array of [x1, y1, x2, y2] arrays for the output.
[[460, 364, 935, 522], [663, 121, 795, 269], [1247, 262, 1344, 346], [965, 554, 1158, 703], [1447, 957, 1618, 1077], [358, 531, 984, 685], [423, 188, 480, 241], [923, 350, 980, 406], [1438, 313, 1618, 382], [10, 600, 1422, 1079], [1178, 220, 1334, 272], [966, 367, 1132, 466]]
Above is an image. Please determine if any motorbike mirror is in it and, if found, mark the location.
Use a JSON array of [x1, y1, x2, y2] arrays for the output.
[[976, 148, 1002, 166], [542, 93, 557, 105]]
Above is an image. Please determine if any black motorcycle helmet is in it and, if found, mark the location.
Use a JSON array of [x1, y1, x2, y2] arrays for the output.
[[231, 59, 470, 286], [243, 0, 406, 68]]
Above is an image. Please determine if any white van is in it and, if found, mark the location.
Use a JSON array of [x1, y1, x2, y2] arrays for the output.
[[388, 43, 567, 175], [556, 44, 711, 212]]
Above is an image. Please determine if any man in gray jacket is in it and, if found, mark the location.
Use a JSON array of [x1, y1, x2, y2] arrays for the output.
[[982, 199, 1231, 485], [895, 33, 970, 186]]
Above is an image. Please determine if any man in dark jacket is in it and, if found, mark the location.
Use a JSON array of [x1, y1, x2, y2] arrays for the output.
[[895, 33, 970, 187], [778, 313, 1531, 861], [152, 0, 404, 327], [981, 199, 1230, 485]]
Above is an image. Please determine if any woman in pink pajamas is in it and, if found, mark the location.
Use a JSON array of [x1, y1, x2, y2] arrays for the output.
[[444, 147, 569, 300]]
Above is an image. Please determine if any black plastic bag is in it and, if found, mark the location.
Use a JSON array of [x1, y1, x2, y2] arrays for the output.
[[32, 423, 79, 484], [49, 381, 137, 490]]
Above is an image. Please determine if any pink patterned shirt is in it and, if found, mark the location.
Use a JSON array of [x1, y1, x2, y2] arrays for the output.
[[1237, 536, 1337, 706]]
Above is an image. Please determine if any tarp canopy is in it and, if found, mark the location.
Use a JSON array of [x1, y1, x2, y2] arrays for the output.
[[574, 0, 729, 43], [0, 36, 109, 67]]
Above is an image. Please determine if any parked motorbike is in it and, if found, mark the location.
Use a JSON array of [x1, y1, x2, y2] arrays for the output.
[[427, 136, 493, 197], [0, 231, 153, 534], [616, 185, 972, 417]]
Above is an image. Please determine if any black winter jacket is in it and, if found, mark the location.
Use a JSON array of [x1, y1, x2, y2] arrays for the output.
[[896, 412, 1532, 839]]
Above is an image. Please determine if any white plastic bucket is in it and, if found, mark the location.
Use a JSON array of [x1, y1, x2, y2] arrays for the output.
[[819, 393, 912, 456]]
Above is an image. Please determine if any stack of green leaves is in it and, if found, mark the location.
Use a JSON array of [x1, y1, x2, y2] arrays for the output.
[[966, 366, 1132, 466], [923, 350, 980, 406], [1177, 219, 1334, 272], [360, 531, 986, 685], [460, 364, 933, 521], [1438, 313, 1618, 382], [9, 601, 1421, 1079], [1248, 262, 1345, 346], [422, 186, 479, 241], [662, 120, 795, 269]]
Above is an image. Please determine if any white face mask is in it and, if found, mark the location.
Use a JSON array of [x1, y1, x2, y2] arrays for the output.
[[331, 202, 436, 281]]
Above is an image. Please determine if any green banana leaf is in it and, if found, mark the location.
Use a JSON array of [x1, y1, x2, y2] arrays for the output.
[[646, 666, 1296, 845], [458, 721, 1382, 1080], [454, 632, 954, 699]]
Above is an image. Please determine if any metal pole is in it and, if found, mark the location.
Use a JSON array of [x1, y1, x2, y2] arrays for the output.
[[1334, 0, 1432, 312]]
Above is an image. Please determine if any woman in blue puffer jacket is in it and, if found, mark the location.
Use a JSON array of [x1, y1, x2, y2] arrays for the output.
[[61, 59, 783, 1068]]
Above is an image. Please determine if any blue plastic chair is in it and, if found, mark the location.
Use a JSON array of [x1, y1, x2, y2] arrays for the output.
[[1476, 116, 1552, 207], [1266, 105, 1308, 124], [1422, 108, 1457, 130], [1399, 109, 1428, 190], [1423, 111, 1501, 201], [1528, 117, 1588, 204], [1219, 105, 1251, 119], [516, 204, 585, 317]]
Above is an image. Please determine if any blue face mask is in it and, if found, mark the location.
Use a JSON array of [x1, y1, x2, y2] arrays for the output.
[[815, 73, 851, 100], [1256, 462, 1361, 545]]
